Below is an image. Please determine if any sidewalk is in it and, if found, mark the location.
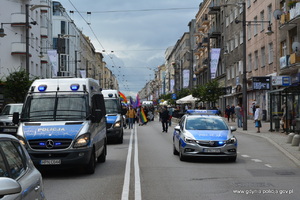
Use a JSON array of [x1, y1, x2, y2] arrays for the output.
[[227, 119, 300, 167]]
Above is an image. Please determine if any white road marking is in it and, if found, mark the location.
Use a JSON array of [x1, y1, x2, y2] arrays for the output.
[[134, 125, 142, 200], [265, 164, 273, 168], [251, 159, 262, 163], [121, 128, 133, 200], [241, 154, 250, 158]]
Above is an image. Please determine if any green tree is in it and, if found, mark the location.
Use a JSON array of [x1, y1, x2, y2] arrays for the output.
[[177, 88, 191, 99], [192, 80, 224, 104], [4, 70, 36, 103]]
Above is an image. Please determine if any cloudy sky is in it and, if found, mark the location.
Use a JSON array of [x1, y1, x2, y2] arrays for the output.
[[59, 0, 202, 97]]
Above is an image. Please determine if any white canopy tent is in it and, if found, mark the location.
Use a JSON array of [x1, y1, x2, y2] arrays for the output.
[[176, 95, 199, 104]]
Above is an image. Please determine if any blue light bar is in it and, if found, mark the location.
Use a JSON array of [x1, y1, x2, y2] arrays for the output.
[[38, 85, 47, 92], [70, 84, 80, 91], [186, 110, 218, 115], [39, 142, 46, 146], [108, 93, 113, 97]]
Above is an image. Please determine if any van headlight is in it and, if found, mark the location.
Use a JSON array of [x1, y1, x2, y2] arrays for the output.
[[113, 121, 121, 128], [74, 133, 90, 148]]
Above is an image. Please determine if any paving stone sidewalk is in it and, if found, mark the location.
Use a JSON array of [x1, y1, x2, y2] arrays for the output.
[[227, 119, 300, 167]]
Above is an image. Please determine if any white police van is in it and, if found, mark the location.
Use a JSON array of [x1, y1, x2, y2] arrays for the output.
[[13, 78, 107, 174], [102, 89, 126, 143]]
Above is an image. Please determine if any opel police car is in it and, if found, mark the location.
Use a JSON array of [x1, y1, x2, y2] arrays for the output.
[[173, 110, 237, 162]]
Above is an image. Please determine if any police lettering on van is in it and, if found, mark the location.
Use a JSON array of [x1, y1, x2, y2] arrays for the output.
[[13, 78, 107, 174]]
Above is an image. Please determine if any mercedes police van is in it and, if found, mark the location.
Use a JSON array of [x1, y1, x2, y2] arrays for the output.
[[102, 89, 126, 143], [13, 78, 107, 174]]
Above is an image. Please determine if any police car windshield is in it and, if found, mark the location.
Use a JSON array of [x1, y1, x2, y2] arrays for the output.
[[104, 99, 120, 114], [185, 117, 228, 130], [21, 94, 88, 121]]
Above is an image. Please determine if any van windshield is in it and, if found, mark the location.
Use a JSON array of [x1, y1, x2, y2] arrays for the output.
[[104, 99, 120, 114], [21, 93, 89, 121]]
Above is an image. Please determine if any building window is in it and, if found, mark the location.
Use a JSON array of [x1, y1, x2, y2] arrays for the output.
[[254, 51, 259, 70], [260, 10, 265, 31], [248, 53, 252, 72], [247, 25, 251, 40], [268, 42, 274, 64], [227, 68, 230, 80], [235, 34, 238, 48], [240, 30, 243, 44], [267, 4, 272, 24], [254, 16, 258, 36], [261, 47, 266, 67], [247, 0, 251, 8], [231, 65, 235, 79]]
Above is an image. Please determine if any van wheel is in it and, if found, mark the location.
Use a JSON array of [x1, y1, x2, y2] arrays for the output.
[[98, 142, 106, 163], [86, 150, 96, 174]]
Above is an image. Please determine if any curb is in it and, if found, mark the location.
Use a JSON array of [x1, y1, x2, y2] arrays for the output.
[[236, 129, 300, 168]]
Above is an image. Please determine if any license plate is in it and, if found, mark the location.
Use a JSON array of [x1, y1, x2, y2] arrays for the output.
[[40, 159, 61, 165], [203, 148, 221, 153]]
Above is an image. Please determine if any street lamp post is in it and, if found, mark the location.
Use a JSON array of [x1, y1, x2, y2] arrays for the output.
[[241, 2, 247, 131]]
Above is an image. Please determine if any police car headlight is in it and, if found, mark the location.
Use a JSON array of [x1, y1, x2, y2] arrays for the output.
[[226, 137, 237, 144], [113, 121, 121, 128], [74, 133, 90, 148], [184, 137, 197, 144]]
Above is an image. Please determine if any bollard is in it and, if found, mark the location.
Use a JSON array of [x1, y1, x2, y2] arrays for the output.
[[287, 132, 295, 143], [273, 116, 280, 132], [291, 134, 300, 146]]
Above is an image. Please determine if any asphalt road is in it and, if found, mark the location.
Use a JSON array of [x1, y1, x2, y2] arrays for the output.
[[42, 119, 300, 200]]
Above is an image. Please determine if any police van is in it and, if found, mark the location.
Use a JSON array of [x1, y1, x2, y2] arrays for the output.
[[102, 89, 126, 143], [13, 78, 107, 174]]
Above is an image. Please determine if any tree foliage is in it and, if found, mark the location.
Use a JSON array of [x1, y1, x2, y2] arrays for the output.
[[192, 80, 224, 104], [4, 70, 36, 103]]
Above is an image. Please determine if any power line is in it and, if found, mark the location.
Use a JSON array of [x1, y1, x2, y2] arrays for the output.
[[69, 7, 198, 14]]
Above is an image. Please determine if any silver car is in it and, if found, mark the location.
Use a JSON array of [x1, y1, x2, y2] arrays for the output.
[[0, 103, 23, 126], [173, 110, 237, 162], [0, 134, 46, 200]]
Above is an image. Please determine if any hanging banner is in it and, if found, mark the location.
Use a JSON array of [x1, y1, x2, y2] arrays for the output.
[[183, 69, 190, 88], [210, 48, 221, 79], [47, 50, 58, 77], [170, 79, 175, 93]]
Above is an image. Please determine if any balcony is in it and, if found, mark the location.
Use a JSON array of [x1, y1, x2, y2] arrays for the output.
[[208, 1, 221, 15], [40, 0, 50, 13], [11, 42, 26, 55], [11, 13, 26, 26], [201, 15, 210, 26], [209, 27, 221, 38]]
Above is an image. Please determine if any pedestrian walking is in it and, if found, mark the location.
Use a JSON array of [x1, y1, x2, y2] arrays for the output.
[[234, 104, 243, 128], [230, 104, 235, 122], [252, 102, 256, 119], [225, 105, 231, 122], [254, 105, 262, 133], [159, 106, 170, 132], [126, 106, 136, 129]]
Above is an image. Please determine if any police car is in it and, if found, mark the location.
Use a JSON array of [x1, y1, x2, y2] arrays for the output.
[[173, 110, 237, 162]]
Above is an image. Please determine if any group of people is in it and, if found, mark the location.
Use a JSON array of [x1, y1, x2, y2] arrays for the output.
[[224, 103, 262, 132], [125, 105, 155, 129]]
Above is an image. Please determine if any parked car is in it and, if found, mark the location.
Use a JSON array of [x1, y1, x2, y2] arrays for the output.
[[0, 103, 23, 126], [0, 134, 46, 200], [173, 110, 237, 162]]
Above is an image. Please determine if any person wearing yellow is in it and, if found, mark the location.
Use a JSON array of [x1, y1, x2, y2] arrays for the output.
[[126, 106, 136, 129]]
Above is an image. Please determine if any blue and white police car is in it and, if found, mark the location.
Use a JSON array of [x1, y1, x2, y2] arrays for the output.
[[173, 110, 237, 162]]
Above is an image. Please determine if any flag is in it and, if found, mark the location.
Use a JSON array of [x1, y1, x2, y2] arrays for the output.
[[135, 94, 141, 108], [139, 108, 148, 124], [118, 91, 127, 103], [130, 96, 134, 107]]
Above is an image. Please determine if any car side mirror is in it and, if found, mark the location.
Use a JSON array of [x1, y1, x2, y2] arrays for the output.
[[174, 125, 181, 131], [0, 177, 22, 196], [12, 112, 19, 125], [230, 126, 237, 132]]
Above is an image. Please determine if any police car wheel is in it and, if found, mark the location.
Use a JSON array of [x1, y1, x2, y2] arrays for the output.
[[173, 141, 179, 155], [98, 142, 107, 163], [179, 143, 187, 161], [86, 150, 96, 174]]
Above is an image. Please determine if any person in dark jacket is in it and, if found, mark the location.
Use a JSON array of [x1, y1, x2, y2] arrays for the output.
[[159, 106, 170, 132]]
